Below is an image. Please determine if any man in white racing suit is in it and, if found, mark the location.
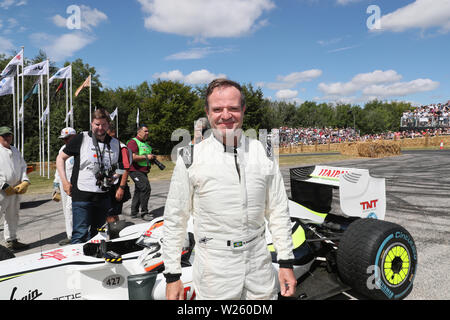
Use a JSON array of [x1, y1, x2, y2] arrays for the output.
[[162, 79, 296, 300]]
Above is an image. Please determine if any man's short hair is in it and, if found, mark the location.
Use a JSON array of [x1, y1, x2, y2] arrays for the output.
[[92, 108, 111, 123], [205, 78, 246, 110], [137, 124, 148, 132]]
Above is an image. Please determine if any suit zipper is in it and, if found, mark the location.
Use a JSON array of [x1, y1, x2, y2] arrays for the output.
[[234, 147, 241, 183]]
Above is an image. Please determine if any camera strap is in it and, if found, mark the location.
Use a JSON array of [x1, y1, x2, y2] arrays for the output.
[[92, 134, 112, 170]]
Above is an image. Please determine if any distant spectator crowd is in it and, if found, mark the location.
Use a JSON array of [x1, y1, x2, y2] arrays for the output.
[[359, 128, 450, 142], [278, 127, 450, 147], [279, 127, 359, 146], [278, 100, 450, 147], [401, 101, 450, 128]]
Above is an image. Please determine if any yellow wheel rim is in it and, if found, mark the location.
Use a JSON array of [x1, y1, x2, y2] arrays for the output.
[[382, 244, 410, 287]]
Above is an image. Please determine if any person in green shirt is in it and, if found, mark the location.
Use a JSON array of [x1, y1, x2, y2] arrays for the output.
[[127, 125, 155, 221]]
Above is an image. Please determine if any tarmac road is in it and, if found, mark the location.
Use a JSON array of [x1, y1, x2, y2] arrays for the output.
[[2, 149, 449, 300]]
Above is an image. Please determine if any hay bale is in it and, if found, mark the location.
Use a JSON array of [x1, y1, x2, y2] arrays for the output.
[[339, 140, 401, 158], [340, 142, 359, 156], [357, 140, 401, 158]]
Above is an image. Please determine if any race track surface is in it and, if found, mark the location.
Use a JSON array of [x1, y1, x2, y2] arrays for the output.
[[3, 149, 449, 300]]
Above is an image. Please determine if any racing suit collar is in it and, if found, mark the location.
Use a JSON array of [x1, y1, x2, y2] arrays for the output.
[[210, 131, 246, 153]]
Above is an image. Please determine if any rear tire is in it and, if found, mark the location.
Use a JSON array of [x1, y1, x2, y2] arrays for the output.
[[337, 219, 417, 300]]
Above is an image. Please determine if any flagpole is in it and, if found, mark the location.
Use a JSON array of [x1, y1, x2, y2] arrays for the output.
[[12, 75, 16, 147], [20, 46, 24, 158], [16, 71, 20, 153], [38, 76, 42, 176], [65, 78, 68, 127], [70, 64, 73, 128], [89, 73, 92, 124], [116, 108, 119, 137], [47, 65, 50, 179], [41, 75, 46, 177]]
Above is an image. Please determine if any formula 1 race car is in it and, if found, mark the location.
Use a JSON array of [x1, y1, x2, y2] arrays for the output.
[[0, 165, 417, 300]]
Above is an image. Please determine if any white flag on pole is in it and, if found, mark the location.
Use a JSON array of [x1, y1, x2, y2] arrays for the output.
[[136, 108, 140, 127], [65, 107, 73, 124], [0, 77, 14, 96], [18, 104, 24, 123], [48, 65, 72, 83], [41, 106, 49, 124], [21, 60, 49, 76], [1, 49, 23, 78], [110, 108, 118, 121]]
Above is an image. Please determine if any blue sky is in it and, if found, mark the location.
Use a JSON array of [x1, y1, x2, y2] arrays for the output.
[[1, 0, 449, 107]]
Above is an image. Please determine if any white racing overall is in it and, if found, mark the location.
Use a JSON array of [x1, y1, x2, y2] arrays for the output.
[[0, 145, 28, 241], [163, 134, 294, 300], [54, 145, 74, 238]]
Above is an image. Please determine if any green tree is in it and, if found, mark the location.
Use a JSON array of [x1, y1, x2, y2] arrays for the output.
[[241, 83, 267, 131], [141, 80, 203, 154]]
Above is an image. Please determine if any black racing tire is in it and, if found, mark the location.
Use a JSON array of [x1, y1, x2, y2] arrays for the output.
[[0, 245, 15, 261], [337, 219, 417, 300]]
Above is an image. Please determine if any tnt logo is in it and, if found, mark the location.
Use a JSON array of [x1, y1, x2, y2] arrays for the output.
[[360, 199, 378, 210]]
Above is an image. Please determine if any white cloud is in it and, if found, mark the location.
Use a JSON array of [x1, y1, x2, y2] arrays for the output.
[[317, 37, 343, 46], [327, 45, 359, 53], [0, 36, 14, 53], [35, 6, 106, 62], [165, 46, 234, 60], [362, 79, 440, 97], [81, 6, 108, 31], [317, 69, 439, 103], [52, 5, 108, 32], [375, 0, 450, 34], [275, 89, 298, 100], [318, 70, 402, 96], [52, 15, 67, 28], [153, 70, 185, 82], [0, 17, 26, 34], [336, 0, 362, 5], [137, 0, 275, 40], [30, 32, 95, 62], [277, 69, 323, 83], [353, 69, 402, 86], [0, 0, 27, 9], [153, 69, 227, 85], [259, 69, 322, 90]]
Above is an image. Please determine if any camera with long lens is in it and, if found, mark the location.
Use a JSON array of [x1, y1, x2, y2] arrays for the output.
[[145, 154, 165, 171], [95, 165, 116, 191], [152, 158, 166, 171]]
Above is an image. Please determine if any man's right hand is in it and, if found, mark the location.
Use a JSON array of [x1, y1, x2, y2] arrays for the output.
[[166, 280, 185, 300], [62, 181, 72, 197]]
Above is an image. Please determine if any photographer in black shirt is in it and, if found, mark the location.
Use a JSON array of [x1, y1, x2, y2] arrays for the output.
[[56, 109, 122, 244]]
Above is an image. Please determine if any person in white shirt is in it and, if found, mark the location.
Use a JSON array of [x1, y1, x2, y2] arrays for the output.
[[53, 127, 77, 246]]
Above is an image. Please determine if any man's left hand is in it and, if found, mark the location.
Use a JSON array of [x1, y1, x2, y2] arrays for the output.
[[278, 268, 297, 297], [14, 181, 30, 195]]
